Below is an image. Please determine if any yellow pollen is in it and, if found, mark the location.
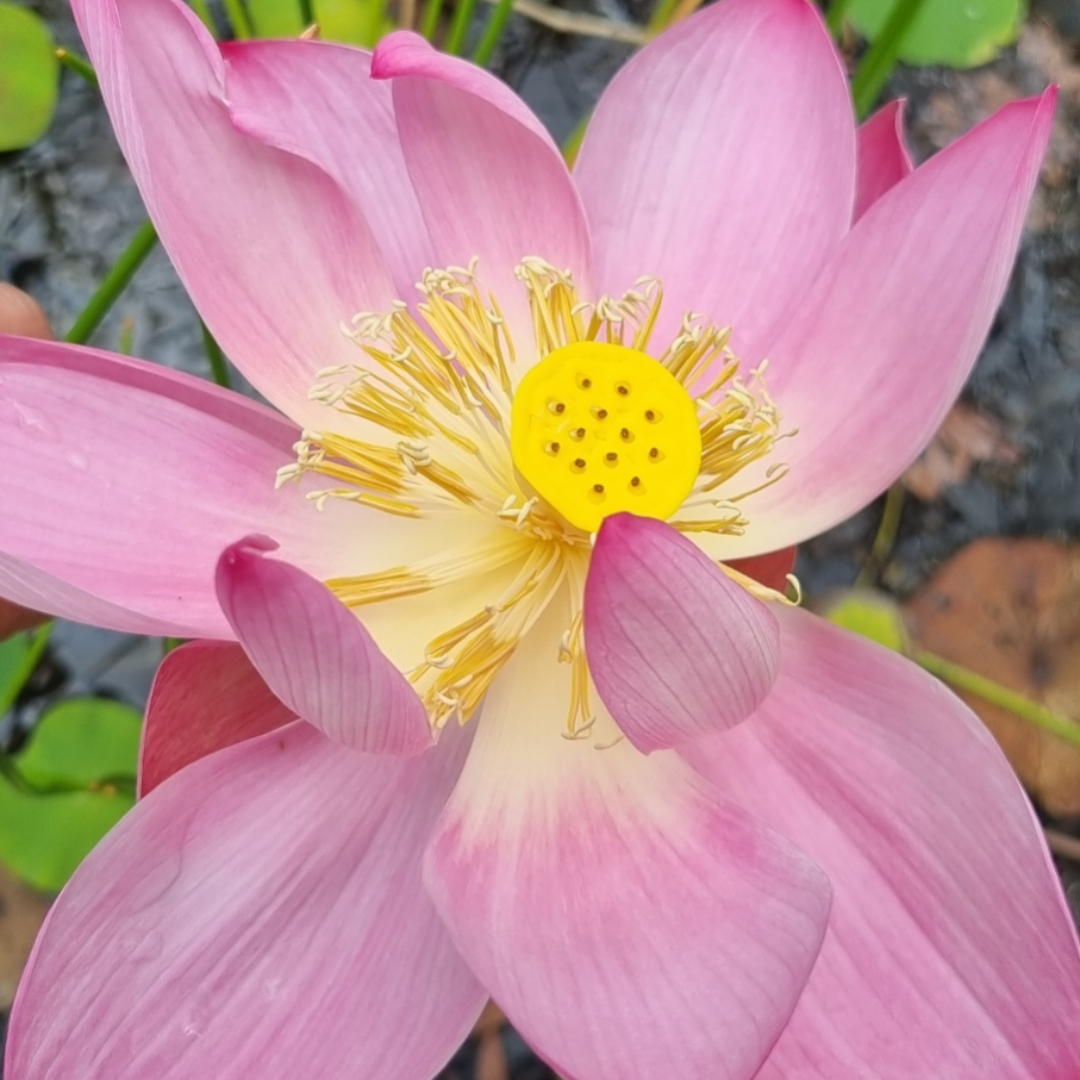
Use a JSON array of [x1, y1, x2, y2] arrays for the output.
[[509, 342, 702, 532]]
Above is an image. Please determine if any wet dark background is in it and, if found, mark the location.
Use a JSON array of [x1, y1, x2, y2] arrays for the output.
[[1, 0, 1079, 1076]]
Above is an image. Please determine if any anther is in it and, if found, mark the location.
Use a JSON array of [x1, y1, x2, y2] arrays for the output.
[[545, 442, 561, 455], [620, 428, 634, 442], [591, 407, 608, 420], [616, 382, 630, 396]]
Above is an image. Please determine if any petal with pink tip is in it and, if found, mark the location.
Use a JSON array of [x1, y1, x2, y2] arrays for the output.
[[584, 514, 778, 752], [372, 32, 591, 345], [854, 100, 914, 222], [222, 39, 432, 297], [424, 596, 830, 1080], [140, 640, 294, 797], [683, 607, 1080, 1078], [0, 339, 430, 637], [7, 721, 485, 1080], [574, 0, 854, 357], [71, 0, 397, 426], [697, 91, 1056, 561], [216, 536, 432, 756]]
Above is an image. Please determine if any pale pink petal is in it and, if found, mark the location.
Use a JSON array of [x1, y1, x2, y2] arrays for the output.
[[140, 640, 294, 797], [573, 0, 854, 357], [425, 597, 830, 1080], [705, 90, 1056, 560], [584, 513, 778, 752], [0, 337, 445, 637], [8, 721, 485, 1080], [216, 536, 432, 756], [683, 607, 1080, 1077], [222, 39, 432, 297], [372, 32, 591, 349], [854, 99, 914, 222], [71, 0, 397, 426]]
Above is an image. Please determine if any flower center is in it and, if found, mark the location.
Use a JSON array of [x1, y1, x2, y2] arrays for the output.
[[509, 341, 702, 532]]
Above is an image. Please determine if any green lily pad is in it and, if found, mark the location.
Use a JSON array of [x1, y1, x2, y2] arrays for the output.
[[248, 0, 306, 36], [847, 0, 1026, 69], [0, 697, 140, 892], [0, 2, 59, 151]]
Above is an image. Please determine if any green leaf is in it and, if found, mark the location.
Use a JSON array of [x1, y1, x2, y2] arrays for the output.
[[0, 698, 140, 891], [818, 588, 909, 654], [248, 0, 305, 35], [315, 0, 392, 45], [0, 634, 33, 714], [0, 2, 59, 151], [846, 0, 1025, 69]]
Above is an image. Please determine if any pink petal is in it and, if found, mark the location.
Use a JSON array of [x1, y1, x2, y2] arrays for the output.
[[683, 607, 1080, 1077], [8, 721, 486, 1080], [140, 640, 294, 797], [573, 0, 854, 357], [222, 39, 432, 298], [854, 99, 914, 222], [0, 338, 440, 637], [424, 598, 830, 1080], [584, 513, 778, 752], [371, 31, 592, 347], [216, 536, 432, 756], [71, 0, 398, 426], [732, 91, 1056, 557]]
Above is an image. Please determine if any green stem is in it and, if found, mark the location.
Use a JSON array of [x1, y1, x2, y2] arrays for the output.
[[856, 482, 905, 587], [55, 48, 98, 88], [298, 0, 315, 24], [850, 0, 929, 118], [825, 0, 854, 37], [188, 0, 217, 33], [445, 0, 478, 54], [201, 322, 232, 389], [471, 0, 514, 65], [221, 0, 255, 39], [916, 650, 1080, 749], [420, 0, 445, 39], [0, 624, 52, 717], [647, 0, 681, 34], [65, 221, 159, 346]]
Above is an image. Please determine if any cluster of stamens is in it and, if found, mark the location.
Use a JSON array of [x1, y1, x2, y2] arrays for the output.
[[275, 256, 789, 736]]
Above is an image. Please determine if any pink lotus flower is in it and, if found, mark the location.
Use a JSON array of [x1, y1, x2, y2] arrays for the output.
[[2, 0, 1078, 1076]]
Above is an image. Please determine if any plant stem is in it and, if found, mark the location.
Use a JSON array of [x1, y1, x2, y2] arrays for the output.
[[298, 0, 315, 25], [646, 0, 680, 34], [420, 0, 445, 39], [201, 322, 232, 388], [850, 0, 930, 118], [445, 0, 478, 54], [856, 482, 905, 587], [0, 624, 52, 717], [916, 650, 1080, 749], [65, 221, 159, 346], [825, 0, 853, 37], [55, 48, 98, 88], [221, 0, 255, 39], [472, 0, 514, 65], [188, 0, 217, 33]]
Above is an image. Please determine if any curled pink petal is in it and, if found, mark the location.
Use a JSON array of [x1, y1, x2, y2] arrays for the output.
[[584, 514, 778, 752], [140, 640, 295, 797], [683, 607, 1080, 1077], [424, 600, 829, 1080], [854, 99, 914, 222], [216, 536, 432, 755], [7, 721, 485, 1080], [71, 0, 397, 426], [574, 0, 854, 357]]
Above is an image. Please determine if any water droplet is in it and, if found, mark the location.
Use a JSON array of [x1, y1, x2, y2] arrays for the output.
[[13, 402, 58, 441], [66, 450, 88, 471]]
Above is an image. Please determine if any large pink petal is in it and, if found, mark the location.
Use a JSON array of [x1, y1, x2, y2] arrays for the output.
[[854, 99, 913, 222], [7, 720, 485, 1080], [425, 597, 830, 1080], [140, 640, 294, 797], [584, 513, 778, 752], [372, 32, 592, 349], [725, 91, 1056, 558], [221, 39, 432, 298], [71, 0, 398, 426], [573, 0, 854, 357], [683, 607, 1080, 1077], [0, 337, 442, 637], [216, 536, 432, 755]]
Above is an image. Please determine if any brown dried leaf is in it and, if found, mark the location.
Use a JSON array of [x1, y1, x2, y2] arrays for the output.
[[903, 538, 1080, 817], [901, 402, 1020, 502], [0, 861, 50, 1009]]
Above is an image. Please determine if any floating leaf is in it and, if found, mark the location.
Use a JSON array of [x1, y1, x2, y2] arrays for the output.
[[315, 0, 392, 45], [846, 0, 1026, 69], [0, 2, 59, 151], [247, 0, 305, 36], [0, 698, 140, 891], [816, 588, 909, 653]]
